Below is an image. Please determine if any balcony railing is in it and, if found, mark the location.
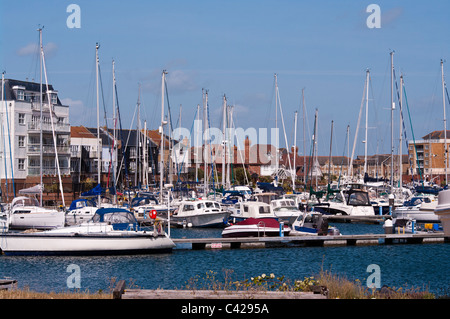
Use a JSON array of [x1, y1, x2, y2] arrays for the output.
[[28, 144, 70, 154], [28, 122, 70, 133], [28, 167, 71, 176]]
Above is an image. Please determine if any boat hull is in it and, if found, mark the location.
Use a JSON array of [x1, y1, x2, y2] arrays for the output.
[[9, 210, 65, 230], [222, 218, 290, 238], [171, 212, 230, 228], [0, 232, 175, 256]]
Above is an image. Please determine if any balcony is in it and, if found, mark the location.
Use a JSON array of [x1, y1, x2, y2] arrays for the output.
[[28, 121, 70, 133], [28, 144, 70, 155], [28, 167, 70, 176]]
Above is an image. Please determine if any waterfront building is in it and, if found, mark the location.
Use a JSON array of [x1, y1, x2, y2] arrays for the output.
[[0, 78, 70, 202], [408, 130, 450, 185]]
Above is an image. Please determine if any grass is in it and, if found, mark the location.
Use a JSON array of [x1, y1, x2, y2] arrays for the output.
[[0, 270, 437, 299], [182, 269, 437, 299]]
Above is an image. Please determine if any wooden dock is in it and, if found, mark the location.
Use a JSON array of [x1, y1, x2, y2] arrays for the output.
[[113, 280, 328, 299], [173, 232, 449, 250]]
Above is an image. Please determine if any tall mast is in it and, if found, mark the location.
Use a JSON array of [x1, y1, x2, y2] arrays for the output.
[[222, 94, 226, 187], [112, 59, 117, 203], [364, 69, 369, 174], [203, 89, 209, 196], [302, 89, 306, 186], [135, 84, 141, 187], [274, 74, 279, 182], [38, 26, 43, 206], [159, 70, 166, 202], [399, 74, 403, 188], [196, 104, 200, 183], [96, 43, 101, 208], [390, 51, 395, 189], [442, 59, 448, 186], [293, 110, 298, 191]]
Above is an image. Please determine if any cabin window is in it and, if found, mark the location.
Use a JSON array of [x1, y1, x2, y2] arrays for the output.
[[205, 202, 214, 208], [197, 203, 204, 209], [243, 205, 248, 212], [259, 206, 270, 214], [184, 204, 194, 211], [214, 202, 220, 208]]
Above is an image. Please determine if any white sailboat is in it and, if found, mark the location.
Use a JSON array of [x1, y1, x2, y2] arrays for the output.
[[1, 207, 175, 255], [8, 29, 66, 230]]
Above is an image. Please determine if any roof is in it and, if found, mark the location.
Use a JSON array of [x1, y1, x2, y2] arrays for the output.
[[422, 130, 450, 140], [1, 78, 64, 106], [71, 126, 97, 139]]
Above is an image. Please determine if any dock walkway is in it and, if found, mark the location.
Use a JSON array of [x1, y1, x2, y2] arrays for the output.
[[173, 232, 448, 250]]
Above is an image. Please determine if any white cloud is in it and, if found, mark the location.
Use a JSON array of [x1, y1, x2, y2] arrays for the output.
[[16, 42, 58, 57]]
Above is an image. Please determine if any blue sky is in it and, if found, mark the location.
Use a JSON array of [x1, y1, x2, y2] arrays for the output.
[[1, 0, 449, 158]]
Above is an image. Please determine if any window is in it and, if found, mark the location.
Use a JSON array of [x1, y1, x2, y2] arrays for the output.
[[51, 93, 58, 105], [18, 159, 25, 170], [18, 136, 25, 148], [16, 90, 24, 101], [18, 113, 25, 125]]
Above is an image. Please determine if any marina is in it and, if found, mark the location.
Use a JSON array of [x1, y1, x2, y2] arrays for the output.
[[1, 1, 450, 301]]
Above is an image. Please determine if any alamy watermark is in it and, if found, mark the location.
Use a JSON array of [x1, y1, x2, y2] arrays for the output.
[[366, 264, 381, 289], [366, 4, 381, 29], [66, 264, 81, 289], [66, 4, 81, 29]]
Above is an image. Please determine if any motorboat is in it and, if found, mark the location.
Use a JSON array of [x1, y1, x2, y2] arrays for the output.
[[129, 194, 172, 223], [8, 196, 65, 230], [65, 198, 98, 226], [290, 211, 340, 236], [312, 188, 375, 216], [0, 207, 175, 256], [270, 198, 302, 226], [392, 195, 439, 223], [222, 218, 290, 238], [435, 189, 450, 236], [171, 199, 231, 228], [228, 201, 278, 224]]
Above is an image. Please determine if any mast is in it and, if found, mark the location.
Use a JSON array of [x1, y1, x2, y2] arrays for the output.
[[274, 74, 279, 183], [159, 70, 167, 202], [399, 74, 403, 188], [222, 94, 226, 188], [135, 84, 141, 187], [442, 59, 448, 186], [96, 43, 101, 208], [293, 110, 298, 191], [195, 104, 200, 183], [364, 69, 369, 174], [390, 51, 395, 189], [38, 26, 43, 206], [112, 59, 117, 203], [302, 89, 306, 186], [203, 89, 209, 196], [328, 120, 333, 185]]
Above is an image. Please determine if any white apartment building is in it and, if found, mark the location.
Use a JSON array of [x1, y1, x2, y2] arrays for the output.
[[0, 78, 70, 194]]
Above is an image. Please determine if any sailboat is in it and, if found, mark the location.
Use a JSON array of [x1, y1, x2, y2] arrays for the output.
[[1, 207, 175, 255], [1, 43, 175, 255], [7, 29, 65, 230]]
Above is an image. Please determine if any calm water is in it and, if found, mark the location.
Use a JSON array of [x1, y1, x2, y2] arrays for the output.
[[1, 223, 449, 296]]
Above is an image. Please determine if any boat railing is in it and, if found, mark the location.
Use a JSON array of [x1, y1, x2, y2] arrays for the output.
[[257, 221, 266, 237]]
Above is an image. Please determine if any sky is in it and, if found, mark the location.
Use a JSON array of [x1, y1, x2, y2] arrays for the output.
[[1, 0, 449, 158]]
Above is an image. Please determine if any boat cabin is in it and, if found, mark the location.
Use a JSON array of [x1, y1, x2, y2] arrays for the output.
[[91, 208, 139, 230]]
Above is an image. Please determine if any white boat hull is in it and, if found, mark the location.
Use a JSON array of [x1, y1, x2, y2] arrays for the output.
[[0, 232, 175, 256], [172, 212, 230, 227], [435, 189, 450, 236], [9, 210, 65, 230]]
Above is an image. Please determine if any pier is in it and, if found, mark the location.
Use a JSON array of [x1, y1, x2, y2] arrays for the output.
[[173, 233, 449, 250]]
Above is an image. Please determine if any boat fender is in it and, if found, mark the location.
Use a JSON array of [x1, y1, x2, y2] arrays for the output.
[[150, 210, 157, 219]]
